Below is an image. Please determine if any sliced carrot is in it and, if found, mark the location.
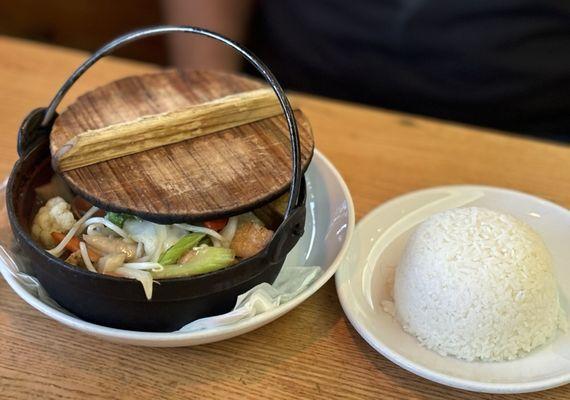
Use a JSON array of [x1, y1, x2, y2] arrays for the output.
[[51, 232, 100, 262], [203, 218, 228, 231]]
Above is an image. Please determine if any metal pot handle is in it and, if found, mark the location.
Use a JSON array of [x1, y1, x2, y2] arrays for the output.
[[20, 25, 303, 218]]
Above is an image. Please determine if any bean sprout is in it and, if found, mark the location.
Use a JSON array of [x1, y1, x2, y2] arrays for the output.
[[48, 206, 99, 257], [84, 217, 130, 239], [134, 254, 151, 263], [115, 267, 154, 300], [174, 223, 224, 241], [79, 241, 96, 273], [220, 216, 239, 244], [135, 241, 143, 258], [123, 262, 163, 271]]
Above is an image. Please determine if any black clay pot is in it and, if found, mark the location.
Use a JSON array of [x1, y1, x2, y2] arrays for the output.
[[7, 129, 306, 332], [5, 26, 307, 332]]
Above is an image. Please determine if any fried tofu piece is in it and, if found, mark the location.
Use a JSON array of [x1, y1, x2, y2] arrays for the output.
[[230, 222, 273, 259]]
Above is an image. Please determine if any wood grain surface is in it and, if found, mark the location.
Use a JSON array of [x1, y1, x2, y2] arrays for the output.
[[52, 88, 292, 171], [1, 36, 569, 400], [50, 70, 313, 222]]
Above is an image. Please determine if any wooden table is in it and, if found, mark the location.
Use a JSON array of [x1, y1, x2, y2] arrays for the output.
[[0, 36, 568, 400]]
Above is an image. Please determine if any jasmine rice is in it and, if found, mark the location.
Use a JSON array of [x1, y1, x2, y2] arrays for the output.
[[394, 207, 567, 361]]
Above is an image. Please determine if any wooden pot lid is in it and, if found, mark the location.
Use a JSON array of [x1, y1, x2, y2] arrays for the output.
[[49, 70, 314, 223]]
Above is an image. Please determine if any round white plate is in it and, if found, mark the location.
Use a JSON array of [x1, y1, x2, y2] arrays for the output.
[[336, 185, 570, 394], [0, 150, 354, 347]]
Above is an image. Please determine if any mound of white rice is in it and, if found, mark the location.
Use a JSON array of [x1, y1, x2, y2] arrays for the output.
[[394, 207, 567, 361]]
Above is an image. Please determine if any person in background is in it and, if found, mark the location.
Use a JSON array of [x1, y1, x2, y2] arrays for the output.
[[162, 0, 570, 141]]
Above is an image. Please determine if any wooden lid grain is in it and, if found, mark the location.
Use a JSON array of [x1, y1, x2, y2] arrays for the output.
[[49, 70, 314, 223]]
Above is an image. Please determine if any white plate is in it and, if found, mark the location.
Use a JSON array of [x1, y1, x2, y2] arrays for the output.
[[336, 185, 570, 394], [0, 150, 355, 347]]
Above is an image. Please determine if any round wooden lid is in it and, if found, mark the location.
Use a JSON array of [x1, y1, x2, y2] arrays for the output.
[[49, 70, 314, 223]]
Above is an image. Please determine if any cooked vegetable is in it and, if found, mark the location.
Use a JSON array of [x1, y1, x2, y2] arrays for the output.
[[33, 192, 278, 300], [174, 223, 225, 242], [230, 221, 274, 259], [97, 253, 126, 274], [82, 235, 137, 261], [123, 262, 163, 271], [220, 216, 239, 244], [64, 250, 83, 267], [152, 247, 235, 279], [51, 232, 100, 261], [158, 233, 205, 265], [32, 197, 77, 248], [86, 223, 115, 237], [178, 248, 197, 264], [48, 206, 100, 257], [123, 220, 185, 263], [203, 218, 228, 231], [105, 212, 135, 228], [135, 241, 144, 258], [114, 267, 154, 300], [85, 217, 129, 238], [79, 241, 97, 272]]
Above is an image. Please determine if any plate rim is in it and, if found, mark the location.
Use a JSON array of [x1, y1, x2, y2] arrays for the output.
[[1, 149, 355, 346], [336, 184, 570, 394]]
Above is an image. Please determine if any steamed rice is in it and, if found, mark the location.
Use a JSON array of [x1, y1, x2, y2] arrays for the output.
[[394, 207, 567, 361]]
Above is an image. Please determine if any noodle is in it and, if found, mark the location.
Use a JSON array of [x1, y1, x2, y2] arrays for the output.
[[79, 241, 96, 272]]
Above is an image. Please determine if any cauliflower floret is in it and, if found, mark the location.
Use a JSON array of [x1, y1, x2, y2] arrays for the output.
[[31, 197, 76, 248]]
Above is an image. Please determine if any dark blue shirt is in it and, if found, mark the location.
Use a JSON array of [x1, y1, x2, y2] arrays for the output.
[[248, 0, 570, 140]]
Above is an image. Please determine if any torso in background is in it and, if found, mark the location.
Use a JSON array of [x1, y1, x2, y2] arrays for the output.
[[248, 0, 570, 141]]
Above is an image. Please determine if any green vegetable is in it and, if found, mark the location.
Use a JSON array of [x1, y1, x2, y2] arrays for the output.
[[105, 212, 135, 228], [199, 236, 213, 246], [152, 247, 235, 279], [158, 233, 205, 265]]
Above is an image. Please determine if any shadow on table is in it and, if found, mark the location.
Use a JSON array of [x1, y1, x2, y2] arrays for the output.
[[146, 279, 343, 386], [348, 325, 567, 400]]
